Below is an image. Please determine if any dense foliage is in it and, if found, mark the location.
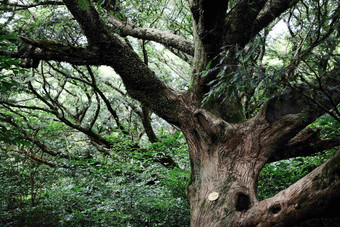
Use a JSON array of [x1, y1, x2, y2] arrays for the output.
[[0, 131, 191, 226]]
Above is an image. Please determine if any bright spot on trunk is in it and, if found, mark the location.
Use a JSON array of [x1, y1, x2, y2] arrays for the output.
[[208, 192, 219, 201]]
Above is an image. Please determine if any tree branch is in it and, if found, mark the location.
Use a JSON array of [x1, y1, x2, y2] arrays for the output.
[[253, 67, 340, 156], [251, 0, 300, 40], [0, 1, 63, 12], [141, 106, 159, 143], [2, 0, 185, 126], [107, 17, 194, 56], [189, 0, 229, 59], [190, 0, 298, 122], [0, 112, 70, 159], [0, 37, 101, 66], [0, 100, 53, 113], [84, 65, 129, 135], [269, 127, 340, 162], [8, 145, 57, 168], [27, 81, 112, 150], [61, 0, 184, 126], [239, 149, 340, 226]]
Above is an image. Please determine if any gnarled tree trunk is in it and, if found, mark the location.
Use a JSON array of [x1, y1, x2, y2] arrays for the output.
[[180, 107, 340, 226], [184, 116, 266, 226]]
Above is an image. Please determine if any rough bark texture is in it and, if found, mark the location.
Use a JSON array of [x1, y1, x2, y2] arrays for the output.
[[107, 17, 194, 56], [62, 0, 184, 126], [180, 102, 340, 226], [239, 150, 340, 226]]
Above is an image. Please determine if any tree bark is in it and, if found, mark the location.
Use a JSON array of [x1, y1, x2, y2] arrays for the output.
[[107, 17, 194, 56], [180, 107, 340, 226], [181, 108, 264, 226]]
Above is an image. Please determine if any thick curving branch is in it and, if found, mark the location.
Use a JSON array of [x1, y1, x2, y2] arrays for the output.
[[1, 0, 185, 126], [0, 37, 100, 66], [107, 17, 194, 56], [220, 0, 300, 47], [238, 149, 340, 226], [251, 0, 300, 41], [62, 0, 183, 126], [268, 127, 340, 162], [252, 67, 340, 160], [62, 0, 113, 46]]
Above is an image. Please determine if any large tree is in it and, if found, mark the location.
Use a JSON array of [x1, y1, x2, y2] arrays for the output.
[[1, 0, 340, 225]]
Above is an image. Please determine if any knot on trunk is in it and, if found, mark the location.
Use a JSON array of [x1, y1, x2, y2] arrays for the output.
[[236, 193, 250, 211], [269, 203, 282, 214]]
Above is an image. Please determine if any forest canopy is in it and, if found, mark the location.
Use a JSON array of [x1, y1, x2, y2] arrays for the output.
[[0, 0, 339, 226]]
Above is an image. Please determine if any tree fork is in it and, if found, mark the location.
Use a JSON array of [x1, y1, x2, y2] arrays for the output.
[[183, 107, 340, 226]]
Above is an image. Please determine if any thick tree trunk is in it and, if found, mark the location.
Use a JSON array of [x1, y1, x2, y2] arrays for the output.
[[180, 108, 340, 226], [182, 114, 266, 226], [186, 139, 261, 226]]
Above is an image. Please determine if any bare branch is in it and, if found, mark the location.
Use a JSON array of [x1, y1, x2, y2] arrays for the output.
[[0, 1, 63, 12], [27, 81, 112, 149], [85, 65, 129, 135], [108, 17, 194, 56], [0, 101, 53, 113], [89, 92, 101, 131], [141, 106, 159, 143], [0, 112, 70, 159], [8, 145, 57, 167]]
